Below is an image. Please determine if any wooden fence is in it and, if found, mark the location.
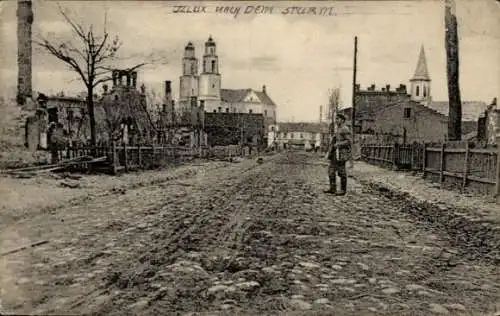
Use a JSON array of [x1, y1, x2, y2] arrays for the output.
[[54, 143, 260, 174], [361, 141, 500, 197], [361, 143, 424, 171]]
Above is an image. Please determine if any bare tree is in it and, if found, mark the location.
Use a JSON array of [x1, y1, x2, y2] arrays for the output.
[[325, 87, 341, 157], [36, 5, 145, 148], [328, 87, 341, 135], [445, 0, 462, 140]]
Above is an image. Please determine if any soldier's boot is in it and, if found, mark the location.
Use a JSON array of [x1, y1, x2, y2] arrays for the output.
[[324, 175, 337, 194], [336, 177, 347, 196]]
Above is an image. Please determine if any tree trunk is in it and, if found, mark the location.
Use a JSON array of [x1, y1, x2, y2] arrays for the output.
[[87, 86, 97, 151], [445, 0, 462, 141]]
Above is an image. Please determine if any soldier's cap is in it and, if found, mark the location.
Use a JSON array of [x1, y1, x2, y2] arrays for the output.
[[336, 113, 346, 121]]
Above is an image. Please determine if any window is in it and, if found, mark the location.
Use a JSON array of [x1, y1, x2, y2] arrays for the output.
[[264, 110, 268, 116], [404, 108, 412, 119], [211, 60, 216, 72], [226, 108, 229, 113], [423, 86, 427, 97], [213, 109, 217, 113], [203, 61, 206, 72], [218, 107, 222, 112], [249, 109, 253, 114], [212, 84, 215, 88], [300, 133, 303, 139], [416, 86, 420, 96], [114, 95, 119, 101], [290, 133, 294, 139]]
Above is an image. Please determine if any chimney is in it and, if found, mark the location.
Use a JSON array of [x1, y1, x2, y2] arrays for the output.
[[165, 80, 172, 96], [112, 70, 118, 86], [126, 73, 131, 86], [386, 84, 390, 91], [131, 71, 137, 87], [262, 85, 267, 94]]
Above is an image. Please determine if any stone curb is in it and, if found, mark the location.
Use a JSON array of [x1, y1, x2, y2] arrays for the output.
[[352, 175, 500, 265]]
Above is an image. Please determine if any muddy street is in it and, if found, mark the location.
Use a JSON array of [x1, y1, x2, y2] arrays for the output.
[[1, 151, 499, 315]]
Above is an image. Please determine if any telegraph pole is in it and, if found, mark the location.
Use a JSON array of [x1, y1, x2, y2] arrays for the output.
[[351, 37, 358, 147], [445, 0, 462, 140]]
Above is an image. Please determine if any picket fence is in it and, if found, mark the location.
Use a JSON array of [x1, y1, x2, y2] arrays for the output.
[[55, 143, 255, 174]]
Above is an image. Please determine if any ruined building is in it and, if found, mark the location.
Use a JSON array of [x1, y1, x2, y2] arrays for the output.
[[17, 0, 33, 105], [98, 69, 153, 145]]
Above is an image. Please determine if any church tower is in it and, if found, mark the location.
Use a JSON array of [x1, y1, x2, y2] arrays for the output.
[[410, 45, 431, 104], [198, 36, 221, 112], [179, 42, 199, 113], [17, 0, 34, 105]]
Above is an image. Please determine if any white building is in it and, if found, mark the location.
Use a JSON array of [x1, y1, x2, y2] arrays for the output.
[[178, 36, 277, 125], [268, 122, 329, 150]]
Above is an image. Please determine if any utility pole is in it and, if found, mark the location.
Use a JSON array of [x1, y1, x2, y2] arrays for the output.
[[350, 36, 358, 164], [445, 0, 462, 140]]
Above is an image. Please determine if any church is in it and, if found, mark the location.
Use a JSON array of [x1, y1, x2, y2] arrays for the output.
[[341, 45, 488, 143], [177, 36, 278, 136]]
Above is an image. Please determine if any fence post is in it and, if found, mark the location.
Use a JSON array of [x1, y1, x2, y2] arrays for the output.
[[152, 143, 156, 166], [138, 144, 142, 168], [495, 136, 500, 203], [123, 142, 128, 172], [462, 141, 469, 188], [422, 142, 427, 175], [112, 141, 117, 175], [439, 143, 445, 183], [392, 142, 399, 170]]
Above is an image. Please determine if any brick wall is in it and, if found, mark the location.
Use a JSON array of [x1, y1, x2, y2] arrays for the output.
[[204, 112, 265, 147]]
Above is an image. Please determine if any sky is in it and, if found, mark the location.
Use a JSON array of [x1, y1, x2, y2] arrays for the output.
[[0, 0, 499, 122]]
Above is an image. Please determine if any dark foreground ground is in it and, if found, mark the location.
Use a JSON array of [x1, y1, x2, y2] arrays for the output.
[[1, 151, 499, 315]]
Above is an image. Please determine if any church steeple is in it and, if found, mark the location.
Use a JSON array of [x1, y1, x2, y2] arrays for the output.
[[410, 45, 431, 103], [411, 45, 430, 81]]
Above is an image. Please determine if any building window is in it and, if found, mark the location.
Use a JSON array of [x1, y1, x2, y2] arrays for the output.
[[264, 110, 268, 116], [114, 95, 119, 101], [300, 133, 303, 139], [212, 84, 215, 88], [213, 109, 217, 113], [218, 107, 222, 112], [404, 107, 412, 118], [290, 133, 294, 139], [225, 107, 229, 113], [416, 86, 420, 96], [249, 109, 253, 114], [203, 61, 206, 72], [423, 86, 427, 97], [211, 60, 216, 72]]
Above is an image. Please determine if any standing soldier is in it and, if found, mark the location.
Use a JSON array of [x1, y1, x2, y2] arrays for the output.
[[324, 113, 352, 195]]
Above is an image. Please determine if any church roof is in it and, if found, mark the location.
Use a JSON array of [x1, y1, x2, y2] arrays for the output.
[[221, 88, 277, 106], [411, 45, 430, 81]]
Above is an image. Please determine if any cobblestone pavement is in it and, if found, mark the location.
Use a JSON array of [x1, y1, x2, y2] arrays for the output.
[[1, 151, 499, 315]]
